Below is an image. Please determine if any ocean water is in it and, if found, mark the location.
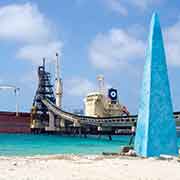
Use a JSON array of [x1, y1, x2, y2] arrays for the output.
[[0, 134, 179, 156]]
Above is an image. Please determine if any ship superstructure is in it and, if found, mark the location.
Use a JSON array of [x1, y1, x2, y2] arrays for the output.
[[84, 76, 129, 117]]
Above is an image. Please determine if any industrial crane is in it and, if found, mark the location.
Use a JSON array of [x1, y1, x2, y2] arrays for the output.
[[0, 85, 20, 116]]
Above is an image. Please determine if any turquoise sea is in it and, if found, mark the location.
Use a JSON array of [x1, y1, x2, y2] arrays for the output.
[[0, 134, 179, 156]]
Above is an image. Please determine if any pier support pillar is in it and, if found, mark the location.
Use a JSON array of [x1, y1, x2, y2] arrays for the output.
[[79, 127, 82, 137], [46, 111, 56, 131], [60, 118, 65, 128]]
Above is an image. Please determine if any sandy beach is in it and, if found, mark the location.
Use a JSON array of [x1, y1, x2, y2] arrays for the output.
[[0, 155, 179, 180]]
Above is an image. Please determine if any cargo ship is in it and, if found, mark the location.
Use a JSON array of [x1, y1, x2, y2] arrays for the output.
[[0, 111, 31, 133], [0, 85, 31, 133], [0, 60, 179, 135]]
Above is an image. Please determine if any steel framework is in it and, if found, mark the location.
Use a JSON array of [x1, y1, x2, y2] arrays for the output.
[[31, 59, 55, 130]]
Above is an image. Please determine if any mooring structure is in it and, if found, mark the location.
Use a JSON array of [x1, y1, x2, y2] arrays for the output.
[[30, 58, 180, 137]]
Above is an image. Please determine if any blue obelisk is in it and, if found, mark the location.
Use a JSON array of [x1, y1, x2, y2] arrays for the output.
[[134, 13, 178, 157]]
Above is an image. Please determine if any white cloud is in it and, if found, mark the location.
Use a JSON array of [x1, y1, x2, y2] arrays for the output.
[[131, 0, 161, 10], [89, 28, 145, 70], [66, 78, 96, 97], [17, 42, 62, 64], [105, 0, 128, 16], [164, 20, 180, 66], [0, 3, 53, 43], [127, 24, 146, 38], [89, 17, 180, 70], [0, 3, 62, 64], [104, 0, 161, 15], [65, 76, 113, 98]]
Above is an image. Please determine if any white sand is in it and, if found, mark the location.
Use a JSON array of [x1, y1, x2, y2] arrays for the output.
[[0, 155, 180, 180]]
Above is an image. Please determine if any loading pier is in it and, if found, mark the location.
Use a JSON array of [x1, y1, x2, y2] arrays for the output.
[[30, 58, 180, 137]]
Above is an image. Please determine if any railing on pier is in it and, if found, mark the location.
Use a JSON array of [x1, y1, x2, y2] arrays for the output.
[[41, 98, 180, 128]]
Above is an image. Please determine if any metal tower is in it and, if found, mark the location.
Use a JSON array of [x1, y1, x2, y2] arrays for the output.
[[97, 75, 105, 95], [55, 53, 63, 108], [31, 59, 55, 131]]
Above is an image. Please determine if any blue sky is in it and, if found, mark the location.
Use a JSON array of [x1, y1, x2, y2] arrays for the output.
[[0, 0, 180, 114]]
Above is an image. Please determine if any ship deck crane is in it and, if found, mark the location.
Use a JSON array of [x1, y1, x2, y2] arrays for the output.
[[0, 85, 20, 116]]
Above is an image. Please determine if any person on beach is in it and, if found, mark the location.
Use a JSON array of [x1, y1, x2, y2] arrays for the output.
[[129, 122, 136, 145]]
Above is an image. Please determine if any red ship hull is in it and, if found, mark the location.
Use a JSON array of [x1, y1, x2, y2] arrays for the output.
[[0, 111, 31, 133]]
